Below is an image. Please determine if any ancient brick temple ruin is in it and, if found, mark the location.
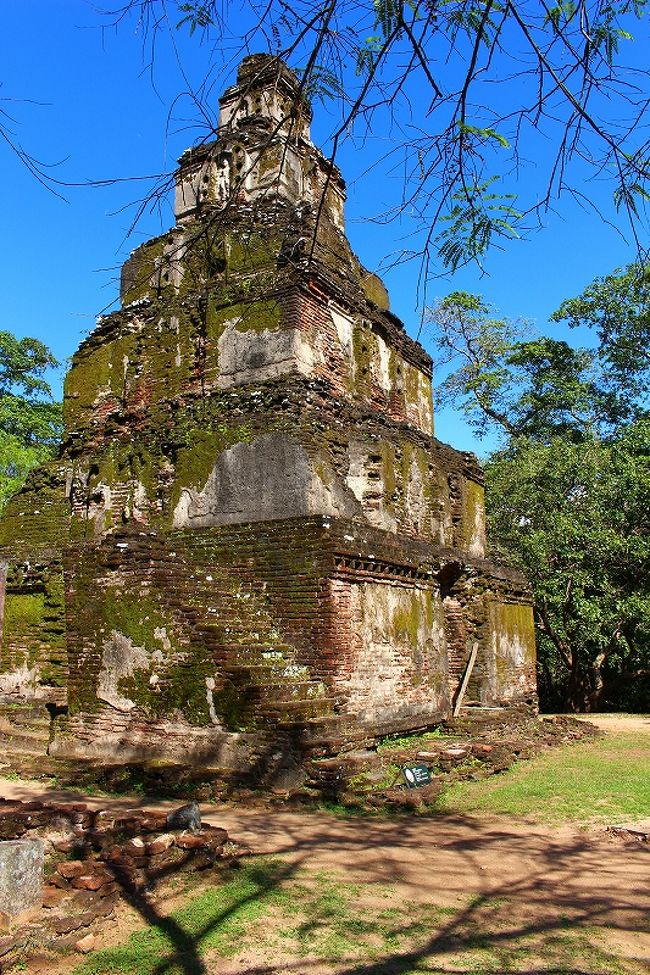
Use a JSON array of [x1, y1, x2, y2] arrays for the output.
[[0, 56, 536, 788]]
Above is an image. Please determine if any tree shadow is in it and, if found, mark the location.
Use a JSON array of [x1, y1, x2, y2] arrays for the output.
[[99, 849, 306, 975], [91, 808, 649, 975]]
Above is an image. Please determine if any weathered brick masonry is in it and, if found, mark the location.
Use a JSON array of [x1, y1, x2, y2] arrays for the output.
[[0, 55, 536, 788]]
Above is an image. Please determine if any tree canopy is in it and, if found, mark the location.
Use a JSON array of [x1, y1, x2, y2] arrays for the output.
[[0, 332, 62, 512], [98, 0, 650, 272], [428, 267, 650, 711]]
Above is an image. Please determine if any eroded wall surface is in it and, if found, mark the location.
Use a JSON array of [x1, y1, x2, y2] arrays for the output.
[[0, 55, 536, 780]]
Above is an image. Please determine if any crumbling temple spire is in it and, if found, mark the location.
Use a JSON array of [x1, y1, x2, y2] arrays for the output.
[[0, 56, 536, 791]]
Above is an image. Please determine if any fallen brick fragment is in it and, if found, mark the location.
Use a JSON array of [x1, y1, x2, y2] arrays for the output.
[[75, 933, 95, 954], [72, 873, 110, 891], [56, 861, 86, 880], [145, 833, 175, 856], [176, 832, 207, 850]]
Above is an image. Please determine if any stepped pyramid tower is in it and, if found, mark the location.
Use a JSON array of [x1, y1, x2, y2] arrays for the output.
[[0, 56, 535, 790]]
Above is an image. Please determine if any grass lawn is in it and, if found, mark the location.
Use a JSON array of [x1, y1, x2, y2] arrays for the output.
[[436, 729, 650, 824]]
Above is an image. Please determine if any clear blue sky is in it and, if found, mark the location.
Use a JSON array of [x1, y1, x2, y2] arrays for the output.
[[2, 0, 647, 456]]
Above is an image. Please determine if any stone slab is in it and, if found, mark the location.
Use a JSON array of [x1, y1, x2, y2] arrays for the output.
[[0, 839, 44, 919]]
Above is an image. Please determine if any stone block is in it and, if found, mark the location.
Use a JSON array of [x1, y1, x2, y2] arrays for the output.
[[166, 802, 201, 832], [0, 839, 44, 920]]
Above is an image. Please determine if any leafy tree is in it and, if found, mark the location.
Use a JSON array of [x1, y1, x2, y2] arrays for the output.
[[552, 262, 650, 420], [0, 332, 62, 512], [430, 291, 612, 442], [487, 429, 650, 710], [104, 0, 650, 271], [427, 279, 650, 711]]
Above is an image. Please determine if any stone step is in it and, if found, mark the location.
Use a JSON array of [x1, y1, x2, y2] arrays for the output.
[[0, 730, 49, 756], [258, 697, 338, 720], [0, 717, 48, 741]]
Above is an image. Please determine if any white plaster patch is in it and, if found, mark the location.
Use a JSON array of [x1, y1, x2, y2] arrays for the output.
[[466, 484, 487, 558], [173, 433, 360, 528], [401, 363, 434, 435], [205, 676, 222, 726], [345, 440, 396, 533], [376, 334, 392, 392], [404, 452, 427, 536], [487, 603, 536, 703], [217, 321, 315, 388], [340, 583, 449, 724], [329, 306, 354, 358], [0, 665, 40, 698], [97, 630, 152, 712]]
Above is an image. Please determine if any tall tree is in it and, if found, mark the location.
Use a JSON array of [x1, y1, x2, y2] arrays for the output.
[[427, 278, 650, 711], [0, 332, 62, 512]]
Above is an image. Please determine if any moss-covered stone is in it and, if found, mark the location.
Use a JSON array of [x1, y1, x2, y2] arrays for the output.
[[361, 272, 390, 310]]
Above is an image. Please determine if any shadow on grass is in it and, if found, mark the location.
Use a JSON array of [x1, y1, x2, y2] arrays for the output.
[[75, 808, 649, 975]]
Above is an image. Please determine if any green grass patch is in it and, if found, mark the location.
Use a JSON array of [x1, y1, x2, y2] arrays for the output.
[[437, 731, 650, 824], [74, 859, 288, 975]]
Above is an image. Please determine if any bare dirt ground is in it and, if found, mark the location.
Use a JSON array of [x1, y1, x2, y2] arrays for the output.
[[2, 715, 649, 974], [575, 713, 650, 733]]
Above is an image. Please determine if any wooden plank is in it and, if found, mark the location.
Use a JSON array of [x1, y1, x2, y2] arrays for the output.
[[453, 641, 479, 717]]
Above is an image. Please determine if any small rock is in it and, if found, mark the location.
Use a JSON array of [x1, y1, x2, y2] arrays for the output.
[[0, 935, 17, 958], [48, 872, 70, 890], [72, 873, 110, 891], [58, 803, 87, 814], [52, 839, 74, 854], [176, 832, 207, 850], [75, 933, 95, 954], [56, 860, 86, 880], [52, 915, 84, 935], [145, 833, 175, 856], [92, 811, 115, 830], [140, 812, 167, 832], [167, 802, 201, 832], [441, 748, 468, 760], [416, 750, 439, 760], [42, 888, 70, 909], [125, 837, 146, 857], [204, 827, 228, 848]]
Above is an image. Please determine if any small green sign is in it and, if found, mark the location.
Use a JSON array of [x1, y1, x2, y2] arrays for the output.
[[401, 763, 432, 789]]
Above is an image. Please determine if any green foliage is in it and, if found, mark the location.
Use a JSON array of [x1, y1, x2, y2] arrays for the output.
[[551, 261, 650, 416], [0, 331, 62, 513], [436, 178, 521, 271], [100, 0, 650, 271], [176, 2, 214, 35], [487, 427, 650, 710], [428, 275, 650, 710]]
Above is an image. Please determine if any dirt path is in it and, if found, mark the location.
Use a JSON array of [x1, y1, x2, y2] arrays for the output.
[[2, 714, 649, 972], [575, 713, 650, 734]]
